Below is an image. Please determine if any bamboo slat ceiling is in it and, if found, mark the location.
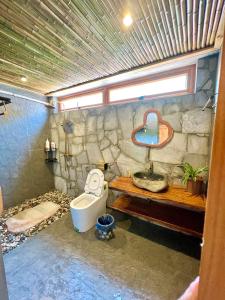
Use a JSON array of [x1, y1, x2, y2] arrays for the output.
[[0, 0, 224, 94]]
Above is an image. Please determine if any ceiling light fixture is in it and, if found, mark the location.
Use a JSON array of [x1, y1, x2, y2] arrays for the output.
[[123, 14, 133, 27], [20, 76, 27, 82]]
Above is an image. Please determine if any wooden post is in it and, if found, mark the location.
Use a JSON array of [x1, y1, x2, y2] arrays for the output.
[[198, 32, 225, 298]]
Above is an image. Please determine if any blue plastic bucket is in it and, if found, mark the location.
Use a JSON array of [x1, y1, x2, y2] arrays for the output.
[[96, 214, 115, 240]]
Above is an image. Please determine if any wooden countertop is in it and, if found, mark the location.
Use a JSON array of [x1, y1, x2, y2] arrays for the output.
[[109, 177, 206, 212]]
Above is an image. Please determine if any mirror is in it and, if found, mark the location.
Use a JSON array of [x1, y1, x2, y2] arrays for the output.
[[131, 109, 173, 148]]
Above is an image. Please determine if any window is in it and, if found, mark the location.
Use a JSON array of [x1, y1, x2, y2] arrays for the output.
[[59, 65, 195, 111], [109, 74, 188, 103], [59, 91, 103, 110]]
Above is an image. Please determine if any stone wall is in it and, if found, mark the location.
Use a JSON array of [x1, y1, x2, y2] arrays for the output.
[[50, 54, 218, 197], [0, 83, 54, 208]]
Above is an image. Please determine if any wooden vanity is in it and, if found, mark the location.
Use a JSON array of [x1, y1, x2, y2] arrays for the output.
[[109, 177, 205, 237]]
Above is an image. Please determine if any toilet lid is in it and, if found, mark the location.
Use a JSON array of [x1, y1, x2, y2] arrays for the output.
[[85, 169, 104, 196]]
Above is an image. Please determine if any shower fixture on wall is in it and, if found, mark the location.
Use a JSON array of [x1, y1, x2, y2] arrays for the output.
[[202, 95, 217, 111], [0, 96, 11, 116]]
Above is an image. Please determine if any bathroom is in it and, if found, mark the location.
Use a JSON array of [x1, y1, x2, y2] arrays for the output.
[[0, 1, 225, 300]]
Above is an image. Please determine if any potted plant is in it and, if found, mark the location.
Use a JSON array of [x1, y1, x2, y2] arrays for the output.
[[181, 163, 208, 195]]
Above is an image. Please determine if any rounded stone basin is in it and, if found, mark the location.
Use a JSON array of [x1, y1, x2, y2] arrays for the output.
[[132, 172, 168, 193]]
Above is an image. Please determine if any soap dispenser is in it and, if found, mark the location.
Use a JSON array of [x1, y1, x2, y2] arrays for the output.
[[45, 139, 50, 151]]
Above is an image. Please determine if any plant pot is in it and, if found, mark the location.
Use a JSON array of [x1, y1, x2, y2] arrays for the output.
[[187, 179, 203, 195]]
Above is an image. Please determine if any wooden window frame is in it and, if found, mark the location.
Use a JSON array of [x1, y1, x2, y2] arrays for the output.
[[58, 65, 196, 111], [58, 88, 105, 111]]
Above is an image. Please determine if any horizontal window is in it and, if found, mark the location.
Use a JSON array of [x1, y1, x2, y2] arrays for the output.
[[109, 74, 188, 103], [59, 65, 195, 111], [59, 91, 103, 110]]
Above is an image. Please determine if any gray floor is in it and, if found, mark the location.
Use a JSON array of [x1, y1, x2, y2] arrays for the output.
[[3, 212, 200, 300]]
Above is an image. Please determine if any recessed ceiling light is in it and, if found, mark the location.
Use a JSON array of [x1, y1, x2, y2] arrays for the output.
[[20, 76, 27, 82], [123, 14, 133, 27]]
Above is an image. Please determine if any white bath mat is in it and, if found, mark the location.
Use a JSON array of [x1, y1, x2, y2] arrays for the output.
[[6, 201, 60, 233]]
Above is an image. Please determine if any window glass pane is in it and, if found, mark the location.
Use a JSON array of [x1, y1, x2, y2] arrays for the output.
[[109, 74, 188, 102], [61, 92, 103, 110]]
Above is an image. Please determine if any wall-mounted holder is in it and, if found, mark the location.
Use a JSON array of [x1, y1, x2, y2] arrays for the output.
[[96, 162, 109, 171], [0, 96, 11, 116], [45, 149, 57, 163], [202, 95, 217, 111], [63, 153, 73, 158]]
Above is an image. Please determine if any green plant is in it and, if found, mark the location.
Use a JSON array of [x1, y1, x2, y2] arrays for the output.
[[180, 162, 208, 185]]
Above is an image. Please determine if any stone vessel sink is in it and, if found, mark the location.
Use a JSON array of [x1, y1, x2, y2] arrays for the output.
[[132, 172, 168, 193]]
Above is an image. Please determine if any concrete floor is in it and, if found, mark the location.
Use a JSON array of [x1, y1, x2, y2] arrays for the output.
[[3, 211, 200, 300]]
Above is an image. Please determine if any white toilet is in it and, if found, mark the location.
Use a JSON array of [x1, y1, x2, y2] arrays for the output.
[[70, 169, 108, 232]]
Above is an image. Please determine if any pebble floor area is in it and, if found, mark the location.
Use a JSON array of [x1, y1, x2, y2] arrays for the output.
[[0, 191, 72, 254]]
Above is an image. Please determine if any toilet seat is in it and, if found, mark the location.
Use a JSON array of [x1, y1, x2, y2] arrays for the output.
[[85, 169, 104, 197], [70, 193, 97, 209]]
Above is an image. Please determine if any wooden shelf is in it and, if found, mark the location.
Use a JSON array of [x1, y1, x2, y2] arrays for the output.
[[109, 194, 204, 237], [45, 158, 58, 163], [109, 177, 206, 237], [109, 177, 205, 212]]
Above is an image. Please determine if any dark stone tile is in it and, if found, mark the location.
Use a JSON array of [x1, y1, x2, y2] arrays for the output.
[[0, 95, 53, 208], [4, 214, 199, 300]]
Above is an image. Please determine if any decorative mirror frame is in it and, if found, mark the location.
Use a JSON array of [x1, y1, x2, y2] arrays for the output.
[[131, 109, 174, 148]]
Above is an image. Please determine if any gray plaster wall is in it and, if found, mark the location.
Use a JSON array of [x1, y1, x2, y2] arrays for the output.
[[50, 54, 218, 198], [0, 84, 54, 208], [0, 247, 8, 300]]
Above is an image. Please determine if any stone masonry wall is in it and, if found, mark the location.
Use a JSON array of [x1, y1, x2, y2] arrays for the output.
[[0, 83, 54, 208], [50, 54, 218, 199]]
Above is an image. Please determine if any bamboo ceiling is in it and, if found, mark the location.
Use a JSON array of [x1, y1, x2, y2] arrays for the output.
[[0, 0, 224, 94]]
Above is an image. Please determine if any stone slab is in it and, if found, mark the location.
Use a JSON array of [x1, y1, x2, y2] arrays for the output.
[[117, 105, 134, 139], [87, 116, 97, 134], [110, 145, 120, 160], [74, 122, 85, 136], [188, 135, 208, 155], [150, 147, 184, 164], [182, 109, 211, 134], [100, 138, 110, 150], [102, 148, 114, 163], [184, 154, 208, 168], [70, 144, 83, 156], [86, 143, 103, 164], [105, 130, 118, 145], [104, 108, 118, 130], [119, 140, 148, 163], [117, 153, 144, 176], [6, 202, 60, 233], [55, 176, 67, 194], [76, 151, 89, 164], [163, 103, 180, 115], [163, 112, 182, 132]]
